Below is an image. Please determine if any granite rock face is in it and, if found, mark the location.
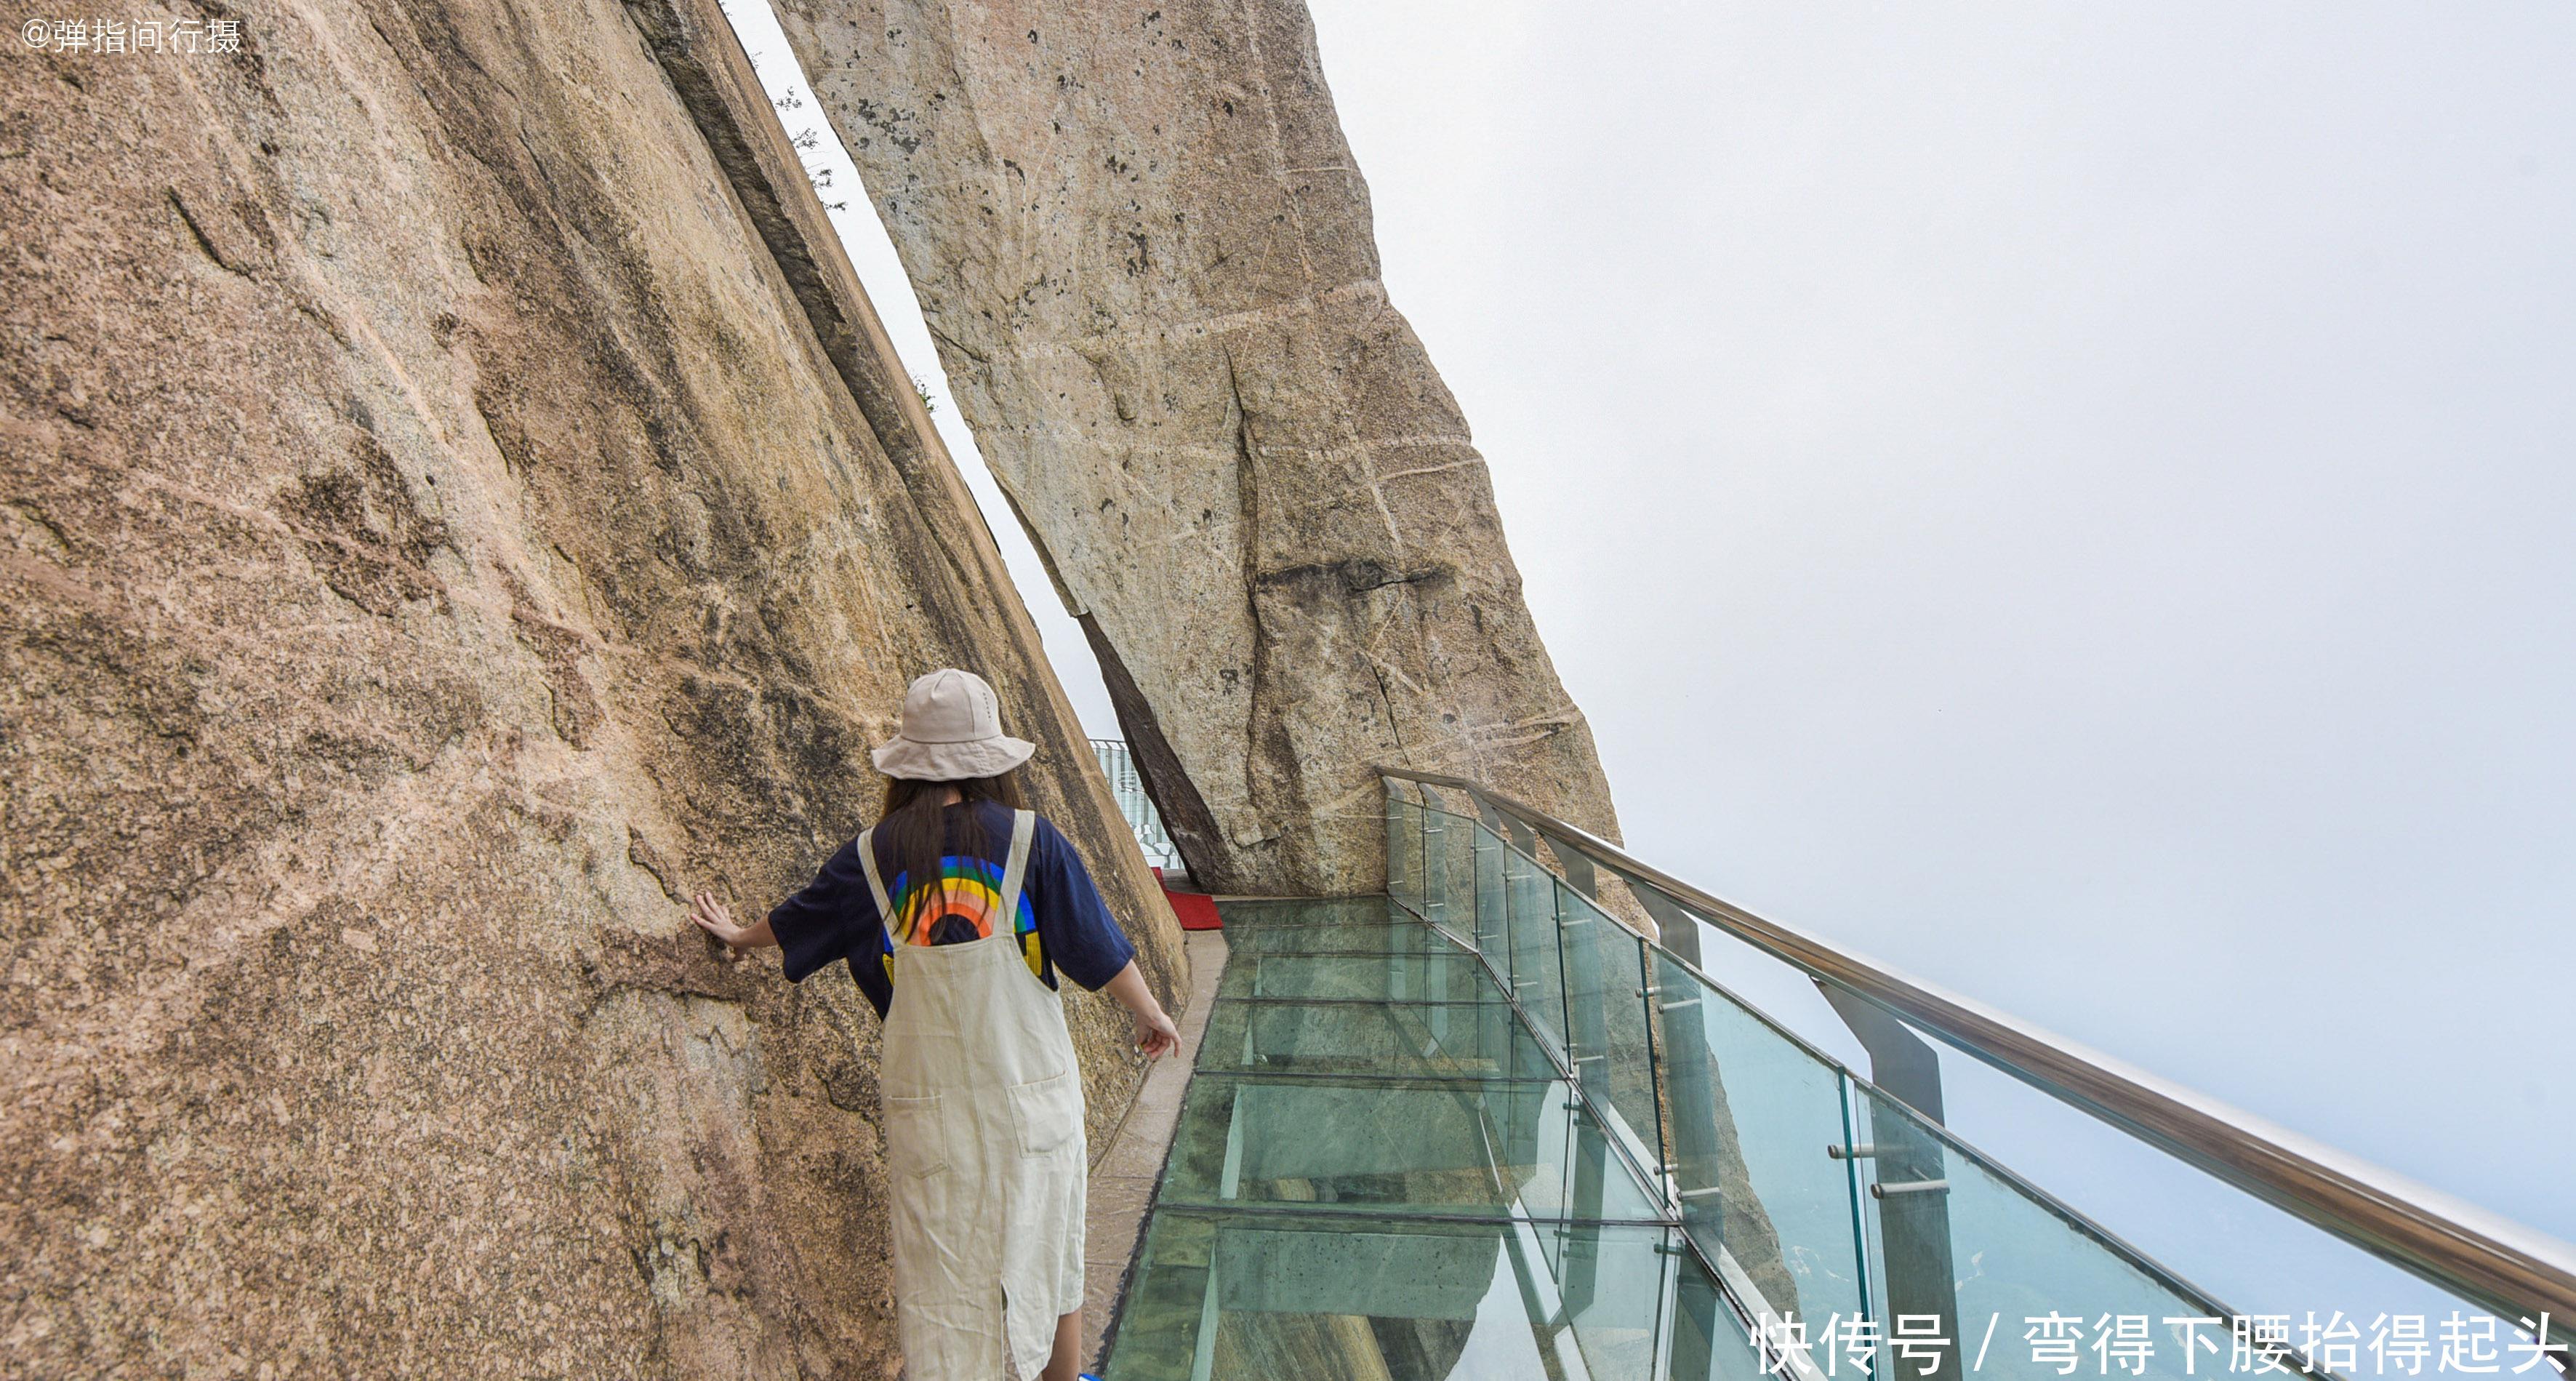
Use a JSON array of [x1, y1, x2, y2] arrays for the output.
[[774, 0, 1621, 894], [0, 1, 1182, 1374]]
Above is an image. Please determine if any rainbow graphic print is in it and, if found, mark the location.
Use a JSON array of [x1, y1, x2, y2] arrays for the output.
[[875, 853, 1046, 986]]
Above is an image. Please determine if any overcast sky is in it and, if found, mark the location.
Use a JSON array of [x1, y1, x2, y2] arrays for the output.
[[728, 0, 2574, 1320]]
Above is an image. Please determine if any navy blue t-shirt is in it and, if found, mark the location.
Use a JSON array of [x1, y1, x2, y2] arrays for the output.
[[766, 801, 1136, 1020]]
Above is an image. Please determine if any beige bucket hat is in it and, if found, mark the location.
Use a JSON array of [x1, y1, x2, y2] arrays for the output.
[[870, 668, 1038, 781]]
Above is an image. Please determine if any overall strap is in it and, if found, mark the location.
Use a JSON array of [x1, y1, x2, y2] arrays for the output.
[[854, 825, 898, 936], [995, 809, 1038, 922]]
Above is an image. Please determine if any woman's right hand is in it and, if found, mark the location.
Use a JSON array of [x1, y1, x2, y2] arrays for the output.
[[1101, 959, 1180, 1059]]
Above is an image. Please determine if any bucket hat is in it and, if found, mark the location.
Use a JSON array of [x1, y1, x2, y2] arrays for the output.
[[870, 668, 1037, 781]]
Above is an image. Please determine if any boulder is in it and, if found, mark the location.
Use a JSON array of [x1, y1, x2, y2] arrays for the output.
[[0, 1, 1181, 1374], [772, 0, 1621, 894]]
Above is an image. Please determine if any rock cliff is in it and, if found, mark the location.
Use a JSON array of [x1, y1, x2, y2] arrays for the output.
[[771, 0, 1621, 894], [0, 1, 1182, 1374]]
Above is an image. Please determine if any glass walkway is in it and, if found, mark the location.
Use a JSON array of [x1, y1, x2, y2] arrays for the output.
[[1097, 782, 2575, 1380], [1103, 894, 1756, 1380]]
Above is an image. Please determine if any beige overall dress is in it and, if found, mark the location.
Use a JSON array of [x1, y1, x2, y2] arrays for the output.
[[857, 809, 1088, 1380]]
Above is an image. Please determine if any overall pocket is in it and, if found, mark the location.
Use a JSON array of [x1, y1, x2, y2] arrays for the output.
[[881, 1092, 949, 1178], [1004, 1070, 1084, 1157]]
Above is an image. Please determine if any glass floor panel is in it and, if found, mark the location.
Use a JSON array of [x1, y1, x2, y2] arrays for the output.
[[1106, 1210, 1756, 1381], [1159, 1073, 1666, 1221], [1217, 949, 1503, 1003], [1197, 996, 1559, 1081], [1225, 918, 1480, 957], [1209, 895, 1408, 928], [1104, 894, 1752, 1380]]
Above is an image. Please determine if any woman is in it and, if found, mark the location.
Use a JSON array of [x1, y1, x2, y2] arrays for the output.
[[690, 668, 1179, 1381]]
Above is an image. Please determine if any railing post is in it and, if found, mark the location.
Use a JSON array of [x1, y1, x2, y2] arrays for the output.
[[1620, 883, 1810, 1331], [1620, 874, 1706, 966], [1421, 813, 1447, 928], [1821, 983, 1962, 1381], [1535, 826, 1600, 900]]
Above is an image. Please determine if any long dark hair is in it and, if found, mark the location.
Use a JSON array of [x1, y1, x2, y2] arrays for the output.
[[875, 771, 1030, 926]]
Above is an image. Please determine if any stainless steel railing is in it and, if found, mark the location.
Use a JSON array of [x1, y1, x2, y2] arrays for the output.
[[1378, 765, 2576, 1337]]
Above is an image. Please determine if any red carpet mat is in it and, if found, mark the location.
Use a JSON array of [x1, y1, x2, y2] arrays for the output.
[[1154, 870, 1223, 930]]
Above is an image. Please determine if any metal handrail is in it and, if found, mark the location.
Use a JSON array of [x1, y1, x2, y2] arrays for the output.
[[1377, 765, 2576, 1332]]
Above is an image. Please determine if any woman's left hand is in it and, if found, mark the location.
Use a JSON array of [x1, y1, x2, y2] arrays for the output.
[[691, 891, 766, 950]]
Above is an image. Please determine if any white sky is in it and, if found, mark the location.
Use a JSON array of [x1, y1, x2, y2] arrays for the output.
[[724, 0, 2574, 1320]]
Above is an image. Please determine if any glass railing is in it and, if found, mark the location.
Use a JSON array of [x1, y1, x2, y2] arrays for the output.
[[1382, 779, 2574, 1380], [1091, 737, 1181, 870]]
